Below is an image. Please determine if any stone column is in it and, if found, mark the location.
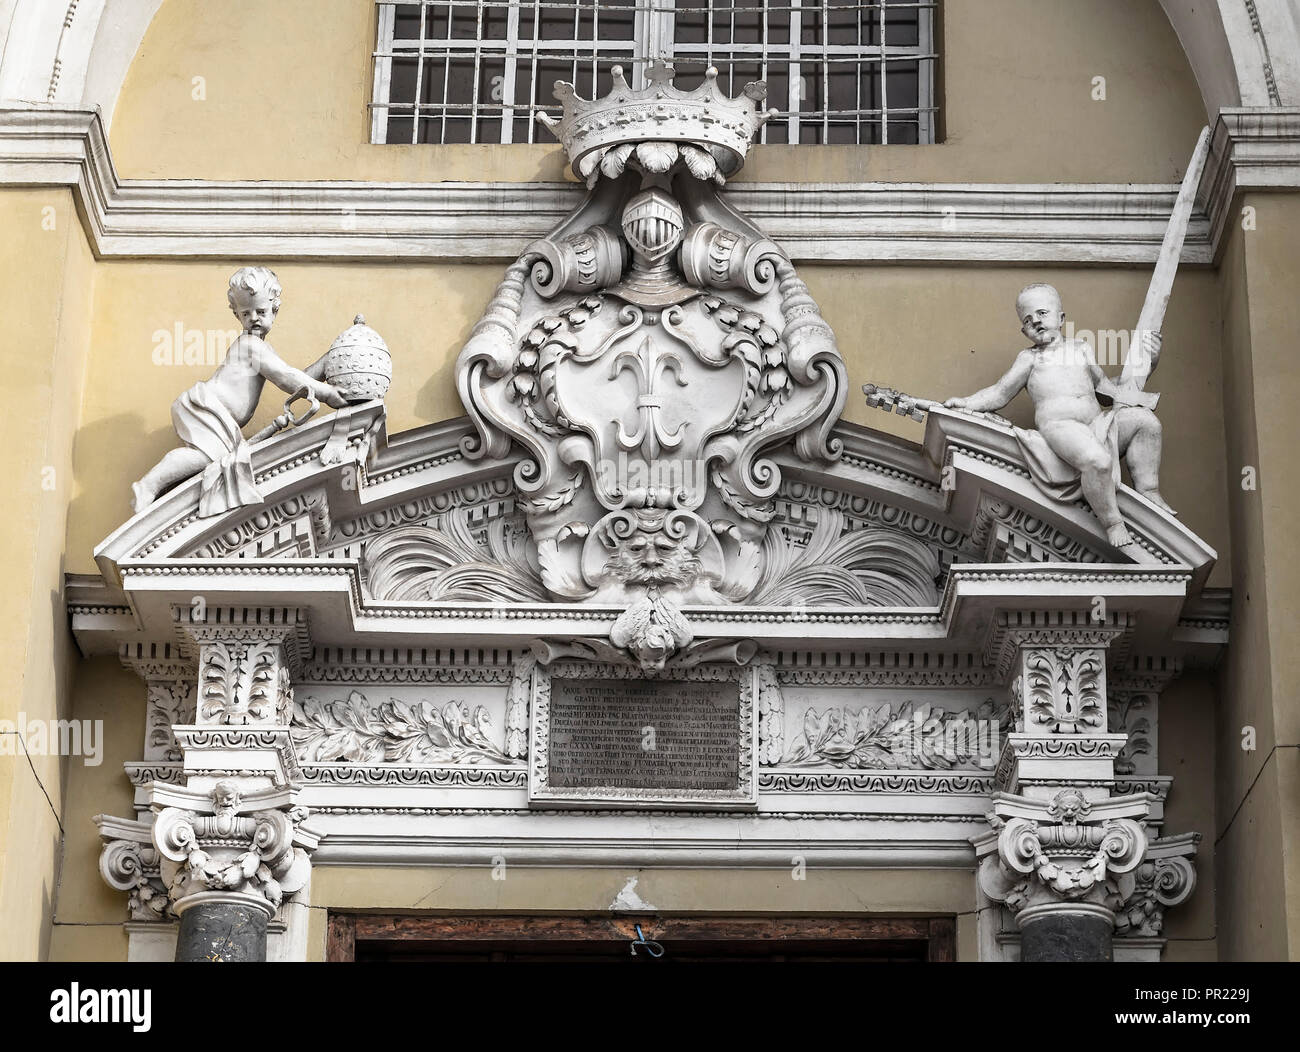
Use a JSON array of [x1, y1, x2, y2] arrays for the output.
[[976, 788, 1148, 961], [153, 779, 317, 962], [973, 611, 1193, 962], [96, 607, 321, 962]]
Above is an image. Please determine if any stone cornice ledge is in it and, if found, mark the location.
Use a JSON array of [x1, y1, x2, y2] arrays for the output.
[[0, 105, 1233, 265], [1204, 108, 1300, 251]]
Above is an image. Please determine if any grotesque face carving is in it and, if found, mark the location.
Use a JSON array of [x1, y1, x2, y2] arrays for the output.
[[605, 525, 703, 588], [621, 188, 685, 266], [212, 780, 241, 813], [591, 508, 706, 591]]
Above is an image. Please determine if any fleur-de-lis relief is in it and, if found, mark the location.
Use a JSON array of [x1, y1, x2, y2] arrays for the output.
[[610, 334, 688, 458]]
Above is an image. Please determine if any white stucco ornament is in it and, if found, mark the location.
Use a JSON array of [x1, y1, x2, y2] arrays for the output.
[[450, 64, 877, 665], [323, 313, 393, 403], [536, 62, 776, 187], [867, 128, 1211, 550], [129, 267, 355, 518]]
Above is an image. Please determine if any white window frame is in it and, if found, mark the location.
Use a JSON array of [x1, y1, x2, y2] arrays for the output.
[[370, 1, 938, 146]]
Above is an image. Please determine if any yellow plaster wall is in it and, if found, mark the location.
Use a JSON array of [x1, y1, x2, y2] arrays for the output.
[[1211, 194, 1300, 960], [108, 0, 1206, 185], [46, 658, 142, 963], [0, 189, 95, 961]]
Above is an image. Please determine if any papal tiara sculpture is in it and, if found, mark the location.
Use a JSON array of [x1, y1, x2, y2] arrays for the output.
[[418, 64, 933, 672]]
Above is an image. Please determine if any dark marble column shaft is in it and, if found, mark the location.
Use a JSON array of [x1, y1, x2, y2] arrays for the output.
[[175, 901, 269, 962], [1019, 910, 1113, 962]]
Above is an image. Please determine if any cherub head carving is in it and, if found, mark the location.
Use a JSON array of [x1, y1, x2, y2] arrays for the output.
[[227, 266, 282, 339], [1015, 282, 1065, 349]]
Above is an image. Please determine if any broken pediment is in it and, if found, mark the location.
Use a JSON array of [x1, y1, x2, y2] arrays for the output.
[[84, 65, 1219, 671]]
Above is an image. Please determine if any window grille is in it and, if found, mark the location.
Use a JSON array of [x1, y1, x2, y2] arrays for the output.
[[371, 1, 937, 146]]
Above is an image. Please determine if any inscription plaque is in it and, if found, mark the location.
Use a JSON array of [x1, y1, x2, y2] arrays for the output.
[[529, 665, 757, 808], [549, 678, 740, 791]]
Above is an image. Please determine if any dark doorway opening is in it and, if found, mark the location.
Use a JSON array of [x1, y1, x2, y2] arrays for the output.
[[328, 914, 956, 962]]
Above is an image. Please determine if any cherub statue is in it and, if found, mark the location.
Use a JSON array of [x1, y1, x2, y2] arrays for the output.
[[944, 283, 1169, 547], [131, 267, 348, 516]]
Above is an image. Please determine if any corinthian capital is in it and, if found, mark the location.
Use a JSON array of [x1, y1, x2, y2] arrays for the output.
[[976, 788, 1150, 917], [148, 780, 319, 918]]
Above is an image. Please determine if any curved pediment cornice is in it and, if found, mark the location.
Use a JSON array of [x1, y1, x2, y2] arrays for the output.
[[78, 403, 1222, 667]]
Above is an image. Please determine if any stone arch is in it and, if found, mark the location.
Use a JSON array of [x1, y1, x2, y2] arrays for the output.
[[1158, 0, 1300, 113], [0, 0, 163, 127]]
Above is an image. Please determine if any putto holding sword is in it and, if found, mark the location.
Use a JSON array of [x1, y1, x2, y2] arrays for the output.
[[865, 127, 1211, 548]]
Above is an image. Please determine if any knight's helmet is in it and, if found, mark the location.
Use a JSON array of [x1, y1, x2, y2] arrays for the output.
[[621, 188, 684, 267]]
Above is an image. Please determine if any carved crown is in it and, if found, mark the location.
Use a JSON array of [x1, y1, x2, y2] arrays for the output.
[[536, 62, 774, 184]]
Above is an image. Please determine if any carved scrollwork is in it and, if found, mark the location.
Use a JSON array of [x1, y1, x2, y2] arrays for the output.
[[97, 835, 170, 922], [528, 226, 627, 299], [1113, 834, 1200, 938], [680, 223, 779, 295]]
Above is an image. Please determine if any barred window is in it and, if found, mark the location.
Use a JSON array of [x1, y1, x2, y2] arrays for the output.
[[370, 1, 937, 146]]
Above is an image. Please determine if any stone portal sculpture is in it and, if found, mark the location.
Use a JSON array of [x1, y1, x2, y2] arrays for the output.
[[131, 267, 351, 518], [452, 64, 865, 668], [902, 127, 1209, 548], [943, 283, 1167, 547]]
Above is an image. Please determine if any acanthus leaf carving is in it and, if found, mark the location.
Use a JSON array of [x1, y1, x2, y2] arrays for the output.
[[1025, 647, 1105, 734]]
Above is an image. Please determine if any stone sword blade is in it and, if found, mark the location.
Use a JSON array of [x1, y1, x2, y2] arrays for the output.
[[1119, 125, 1212, 393]]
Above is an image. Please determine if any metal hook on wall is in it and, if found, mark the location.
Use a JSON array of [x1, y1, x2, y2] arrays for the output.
[[630, 923, 665, 958]]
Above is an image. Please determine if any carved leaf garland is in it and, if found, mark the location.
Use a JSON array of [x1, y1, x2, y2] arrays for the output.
[[291, 691, 522, 766], [781, 699, 1007, 770]]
